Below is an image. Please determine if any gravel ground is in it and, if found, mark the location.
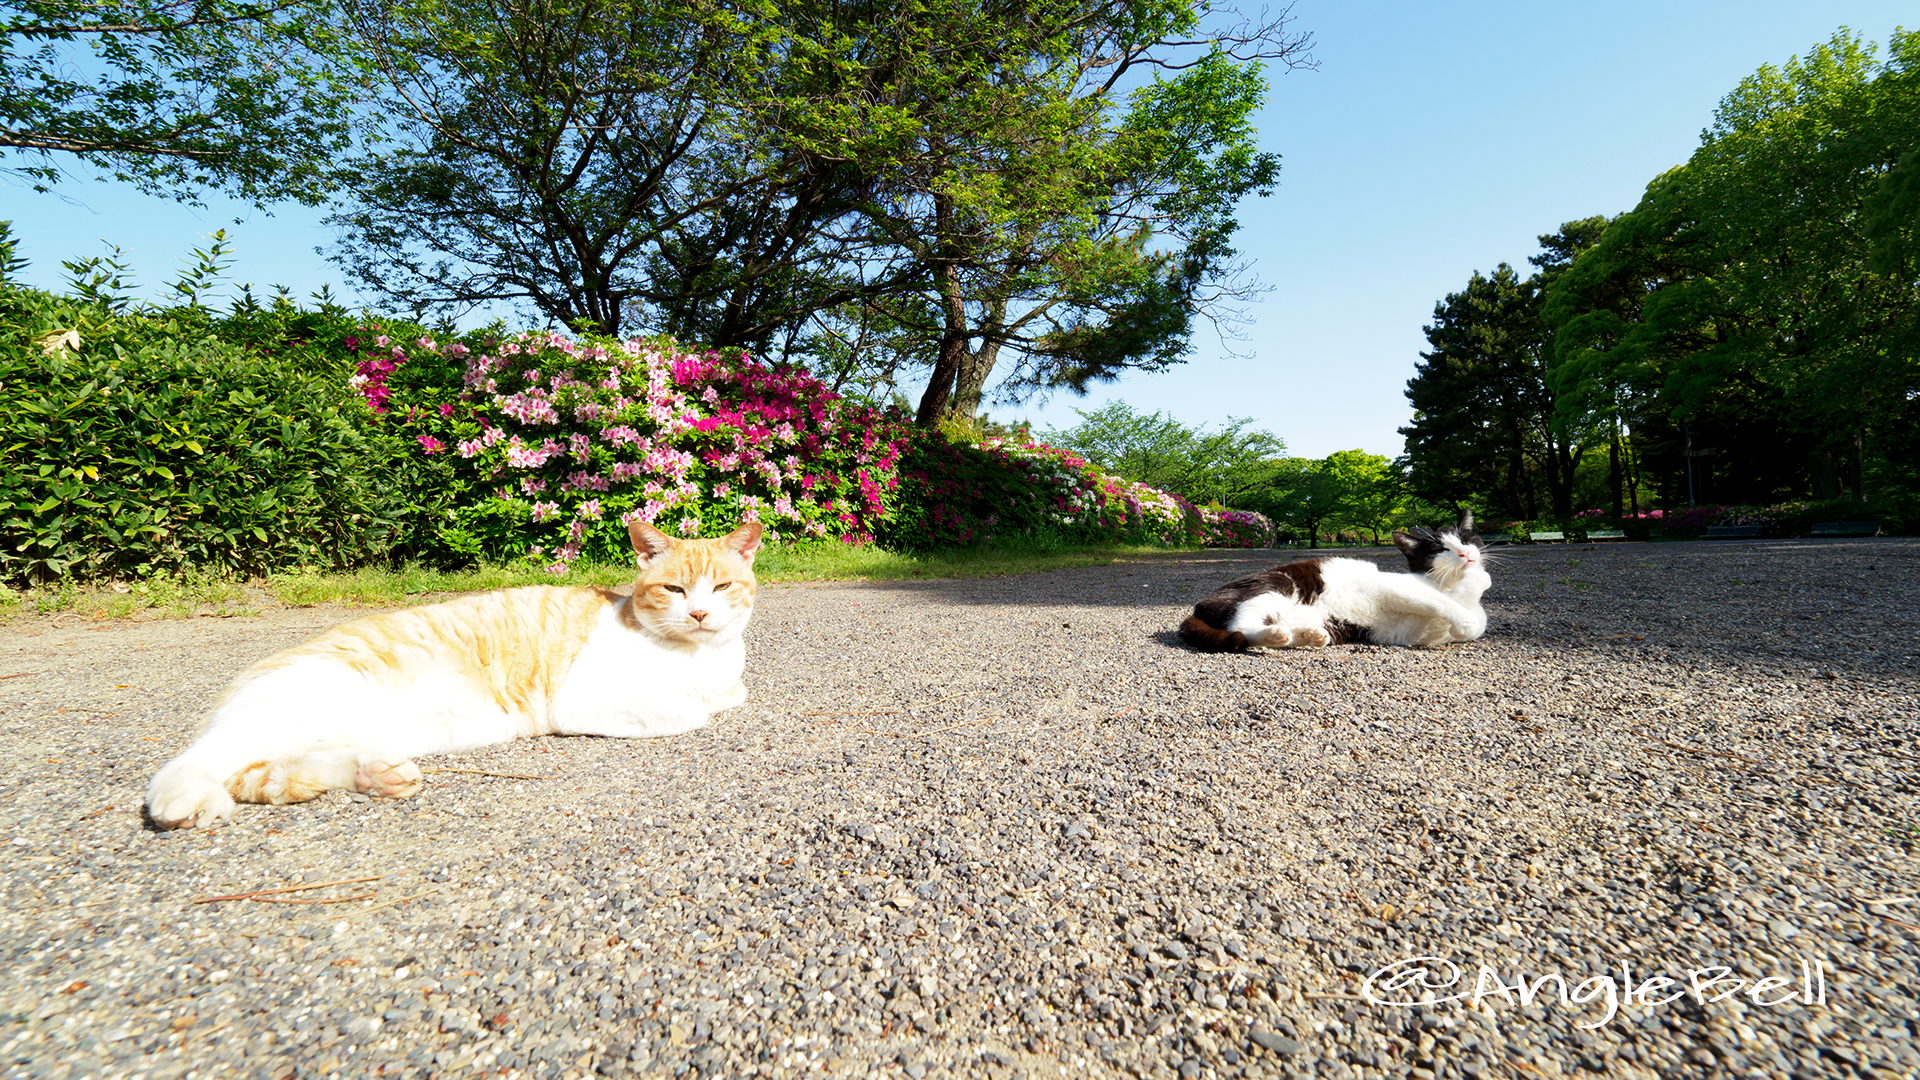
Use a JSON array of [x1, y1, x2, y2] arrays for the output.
[[2, 538, 1917, 1080]]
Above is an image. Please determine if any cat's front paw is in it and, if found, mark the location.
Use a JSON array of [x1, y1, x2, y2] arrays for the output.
[[355, 757, 424, 799], [146, 763, 236, 830], [1294, 626, 1331, 648], [1243, 625, 1290, 648]]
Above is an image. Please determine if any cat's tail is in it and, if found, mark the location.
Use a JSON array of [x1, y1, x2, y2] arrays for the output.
[[1179, 614, 1248, 653]]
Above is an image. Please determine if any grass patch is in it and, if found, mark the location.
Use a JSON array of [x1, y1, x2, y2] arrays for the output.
[[0, 569, 254, 621], [1, 540, 1207, 619], [754, 539, 1187, 584], [264, 561, 640, 607]]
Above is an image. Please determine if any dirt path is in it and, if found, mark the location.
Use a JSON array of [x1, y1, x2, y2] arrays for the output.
[[3, 540, 1916, 1079]]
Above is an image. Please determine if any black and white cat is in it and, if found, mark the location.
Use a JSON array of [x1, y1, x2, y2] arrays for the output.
[[1179, 512, 1491, 652]]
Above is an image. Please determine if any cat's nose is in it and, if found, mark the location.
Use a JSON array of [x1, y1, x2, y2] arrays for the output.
[[688, 608, 709, 623]]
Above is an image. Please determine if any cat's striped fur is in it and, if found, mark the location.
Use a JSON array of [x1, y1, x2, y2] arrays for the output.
[[145, 521, 761, 829]]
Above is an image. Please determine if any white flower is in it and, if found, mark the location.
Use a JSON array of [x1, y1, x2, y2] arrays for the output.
[[37, 328, 81, 357]]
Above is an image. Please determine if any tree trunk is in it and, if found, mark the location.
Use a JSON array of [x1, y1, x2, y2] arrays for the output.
[[1547, 442, 1581, 520], [951, 342, 1000, 420], [1608, 424, 1623, 519], [914, 193, 971, 427], [1812, 446, 1842, 500], [1625, 428, 1642, 518], [1503, 414, 1533, 519], [1505, 456, 1533, 520], [949, 298, 1008, 420], [915, 331, 967, 426], [915, 258, 971, 426], [1851, 428, 1866, 501]]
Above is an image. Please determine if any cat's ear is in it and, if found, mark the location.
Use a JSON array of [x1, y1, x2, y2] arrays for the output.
[[628, 521, 675, 566], [1457, 509, 1474, 533], [1392, 530, 1420, 554], [722, 522, 764, 565]]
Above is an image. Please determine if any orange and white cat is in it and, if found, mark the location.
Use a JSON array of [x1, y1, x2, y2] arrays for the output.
[[145, 521, 762, 829]]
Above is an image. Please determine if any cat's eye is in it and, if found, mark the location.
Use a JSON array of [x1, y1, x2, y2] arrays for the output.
[[713, 582, 731, 592], [663, 585, 685, 594]]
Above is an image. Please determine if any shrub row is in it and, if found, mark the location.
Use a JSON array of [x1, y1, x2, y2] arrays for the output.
[[1494, 499, 1913, 541], [0, 289, 404, 583], [2, 292, 1276, 584], [1609, 500, 1909, 538]]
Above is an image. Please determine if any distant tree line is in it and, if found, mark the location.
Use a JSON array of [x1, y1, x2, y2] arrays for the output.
[[1402, 30, 1919, 527], [1043, 402, 1436, 545], [3, 0, 1314, 427]]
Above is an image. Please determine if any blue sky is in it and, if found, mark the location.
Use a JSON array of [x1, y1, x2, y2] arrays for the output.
[[3, 2, 1910, 458]]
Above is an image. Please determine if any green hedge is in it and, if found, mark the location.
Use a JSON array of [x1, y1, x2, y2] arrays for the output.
[[0, 288, 405, 584]]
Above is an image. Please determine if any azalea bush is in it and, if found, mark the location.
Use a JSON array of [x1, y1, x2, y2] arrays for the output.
[[351, 335, 1264, 559], [882, 437, 1090, 550], [1101, 473, 1203, 545], [1197, 507, 1275, 548], [350, 330, 916, 572], [879, 436, 1212, 551]]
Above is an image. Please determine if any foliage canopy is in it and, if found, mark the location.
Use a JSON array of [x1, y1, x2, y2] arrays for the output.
[[1, 0, 365, 204]]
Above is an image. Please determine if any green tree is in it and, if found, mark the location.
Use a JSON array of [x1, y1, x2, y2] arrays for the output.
[[1044, 402, 1196, 491], [323, 0, 1311, 404], [1865, 149, 1920, 277], [1256, 457, 1345, 548], [1041, 400, 1285, 506], [1547, 29, 1920, 505], [862, 11, 1313, 425], [326, 0, 861, 339], [1401, 220, 1607, 522], [2, 0, 364, 204], [1322, 449, 1407, 543]]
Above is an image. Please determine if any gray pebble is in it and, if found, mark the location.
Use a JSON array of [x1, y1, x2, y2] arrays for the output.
[[1251, 1029, 1306, 1055]]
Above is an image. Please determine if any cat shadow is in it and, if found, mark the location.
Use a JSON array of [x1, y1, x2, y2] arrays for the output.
[[835, 549, 1394, 610], [1148, 629, 1192, 651]]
